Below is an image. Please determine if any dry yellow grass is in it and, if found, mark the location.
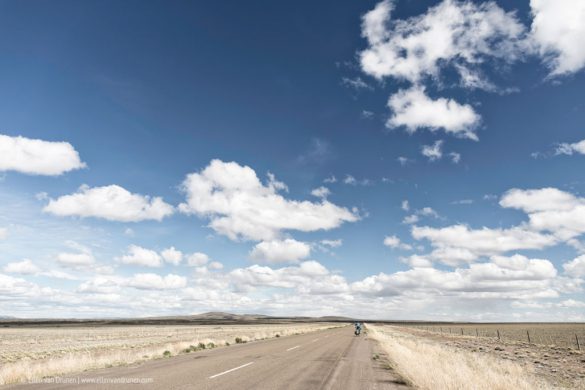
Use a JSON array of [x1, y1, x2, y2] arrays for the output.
[[399, 323, 585, 348], [367, 324, 554, 390], [0, 323, 339, 385]]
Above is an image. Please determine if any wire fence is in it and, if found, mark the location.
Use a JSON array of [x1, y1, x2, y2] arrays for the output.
[[399, 324, 585, 350]]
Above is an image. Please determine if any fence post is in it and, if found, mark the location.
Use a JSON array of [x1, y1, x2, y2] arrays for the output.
[[476, 328, 478, 337], [526, 330, 531, 344], [440, 327, 443, 334], [576, 335, 581, 351], [497, 330, 500, 341], [461, 328, 464, 336], [449, 328, 452, 334]]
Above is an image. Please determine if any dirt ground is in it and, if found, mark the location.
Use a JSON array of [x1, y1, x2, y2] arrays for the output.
[[397, 327, 585, 389]]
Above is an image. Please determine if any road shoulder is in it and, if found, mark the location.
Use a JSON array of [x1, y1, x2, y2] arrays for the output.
[[322, 332, 410, 389]]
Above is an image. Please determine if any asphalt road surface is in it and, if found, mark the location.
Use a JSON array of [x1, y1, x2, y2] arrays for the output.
[[11, 326, 409, 390]]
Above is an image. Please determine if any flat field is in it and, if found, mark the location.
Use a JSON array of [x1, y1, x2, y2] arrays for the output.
[[392, 322, 585, 348], [0, 322, 338, 385], [368, 323, 585, 389]]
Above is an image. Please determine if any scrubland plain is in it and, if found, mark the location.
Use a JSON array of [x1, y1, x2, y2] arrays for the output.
[[368, 324, 585, 389], [0, 323, 338, 385], [397, 322, 585, 348]]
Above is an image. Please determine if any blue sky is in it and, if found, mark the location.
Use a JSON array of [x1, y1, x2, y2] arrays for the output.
[[1, 0, 584, 320]]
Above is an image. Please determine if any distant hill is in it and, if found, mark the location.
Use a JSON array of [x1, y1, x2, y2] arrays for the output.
[[0, 312, 354, 327], [188, 312, 271, 321], [145, 312, 353, 323], [143, 311, 271, 322], [317, 316, 355, 321]]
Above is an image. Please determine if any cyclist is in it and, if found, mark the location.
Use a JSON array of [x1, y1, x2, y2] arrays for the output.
[[354, 321, 362, 336]]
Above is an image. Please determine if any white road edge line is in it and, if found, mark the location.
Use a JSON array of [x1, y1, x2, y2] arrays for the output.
[[286, 345, 300, 351], [209, 362, 254, 379]]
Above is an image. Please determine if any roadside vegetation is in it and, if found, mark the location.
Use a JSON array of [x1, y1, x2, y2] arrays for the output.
[[0, 323, 339, 385], [367, 324, 553, 390], [395, 323, 585, 349]]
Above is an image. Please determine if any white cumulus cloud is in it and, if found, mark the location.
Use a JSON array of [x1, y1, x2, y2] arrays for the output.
[[229, 261, 348, 295], [3, 259, 80, 279], [351, 255, 558, 299], [179, 160, 358, 241], [57, 252, 95, 267], [421, 140, 444, 161], [187, 252, 210, 267], [360, 0, 526, 83], [0, 134, 86, 176], [500, 188, 585, 241], [563, 255, 585, 278], [361, 0, 394, 46], [44, 184, 174, 222], [208, 261, 224, 270], [320, 239, 342, 248], [383, 235, 412, 250], [406, 187, 585, 267], [388, 88, 480, 139], [402, 215, 419, 225], [358, 0, 532, 141], [249, 239, 311, 264], [555, 139, 585, 156], [343, 175, 357, 185], [119, 245, 162, 267], [489, 254, 557, 279], [0, 273, 48, 298], [126, 273, 186, 290], [530, 0, 585, 75], [161, 247, 182, 266], [324, 175, 337, 184], [3, 259, 41, 275], [311, 186, 331, 199], [412, 224, 557, 259]]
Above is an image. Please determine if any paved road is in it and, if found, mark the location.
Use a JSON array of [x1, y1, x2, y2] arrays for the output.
[[11, 326, 409, 390]]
